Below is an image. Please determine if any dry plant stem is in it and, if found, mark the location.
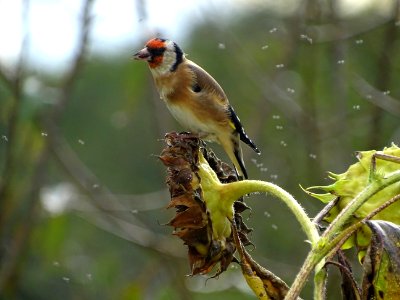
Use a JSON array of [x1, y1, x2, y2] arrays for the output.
[[223, 180, 319, 244], [232, 224, 271, 300], [312, 197, 339, 225], [370, 152, 400, 180]]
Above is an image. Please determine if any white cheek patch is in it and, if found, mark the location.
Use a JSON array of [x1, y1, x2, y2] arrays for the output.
[[150, 50, 177, 76]]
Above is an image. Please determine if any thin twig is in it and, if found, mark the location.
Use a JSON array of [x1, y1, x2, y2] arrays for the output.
[[52, 0, 94, 122], [353, 74, 400, 117], [312, 197, 340, 226], [0, 0, 30, 215]]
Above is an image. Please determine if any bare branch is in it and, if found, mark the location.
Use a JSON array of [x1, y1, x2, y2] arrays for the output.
[[53, 0, 95, 119], [312, 197, 340, 226], [353, 74, 400, 117], [0, 0, 30, 221], [0, 64, 15, 93]]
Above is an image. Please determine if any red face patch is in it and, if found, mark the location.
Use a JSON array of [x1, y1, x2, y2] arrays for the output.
[[149, 55, 163, 68], [146, 38, 166, 50]]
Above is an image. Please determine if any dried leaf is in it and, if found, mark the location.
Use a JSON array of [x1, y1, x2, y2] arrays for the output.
[[337, 251, 361, 300], [168, 206, 207, 229], [361, 220, 400, 300], [325, 251, 361, 300]]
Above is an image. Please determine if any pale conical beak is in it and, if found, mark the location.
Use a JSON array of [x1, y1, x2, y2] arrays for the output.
[[133, 48, 151, 60]]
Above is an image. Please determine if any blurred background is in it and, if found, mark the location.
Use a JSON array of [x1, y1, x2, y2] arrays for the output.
[[0, 0, 399, 299]]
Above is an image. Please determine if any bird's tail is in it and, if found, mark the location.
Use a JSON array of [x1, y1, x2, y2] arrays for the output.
[[228, 105, 260, 155], [239, 130, 260, 155], [220, 135, 248, 179]]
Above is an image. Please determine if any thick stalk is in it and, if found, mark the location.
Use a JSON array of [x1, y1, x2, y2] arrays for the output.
[[222, 180, 319, 244]]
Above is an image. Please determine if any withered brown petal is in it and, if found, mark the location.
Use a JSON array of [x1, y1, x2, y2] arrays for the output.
[[168, 206, 207, 229], [167, 194, 198, 209], [235, 214, 253, 234], [174, 226, 210, 246], [234, 201, 251, 213], [188, 246, 207, 275]]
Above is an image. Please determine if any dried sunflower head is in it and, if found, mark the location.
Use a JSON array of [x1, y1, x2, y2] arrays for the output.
[[159, 132, 252, 276]]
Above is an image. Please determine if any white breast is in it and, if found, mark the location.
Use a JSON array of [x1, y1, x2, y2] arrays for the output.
[[166, 103, 218, 142]]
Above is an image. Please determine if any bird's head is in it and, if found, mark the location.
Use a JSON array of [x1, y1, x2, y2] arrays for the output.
[[133, 38, 184, 74]]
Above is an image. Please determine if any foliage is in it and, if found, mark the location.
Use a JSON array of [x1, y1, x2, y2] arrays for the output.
[[305, 145, 400, 253]]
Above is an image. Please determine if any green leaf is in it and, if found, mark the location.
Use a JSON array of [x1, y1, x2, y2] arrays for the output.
[[300, 184, 337, 203]]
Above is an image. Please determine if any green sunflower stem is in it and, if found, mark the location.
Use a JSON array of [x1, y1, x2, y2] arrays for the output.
[[222, 179, 319, 245], [283, 249, 324, 300], [198, 152, 319, 244], [313, 267, 328, 300]]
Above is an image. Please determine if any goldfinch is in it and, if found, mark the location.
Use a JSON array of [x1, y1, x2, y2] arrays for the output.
[[133, 38, 260, 179]]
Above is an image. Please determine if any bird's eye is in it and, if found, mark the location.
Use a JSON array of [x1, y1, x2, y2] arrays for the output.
[[192, 83, 202, 93], [147, 47, 166, 56]]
